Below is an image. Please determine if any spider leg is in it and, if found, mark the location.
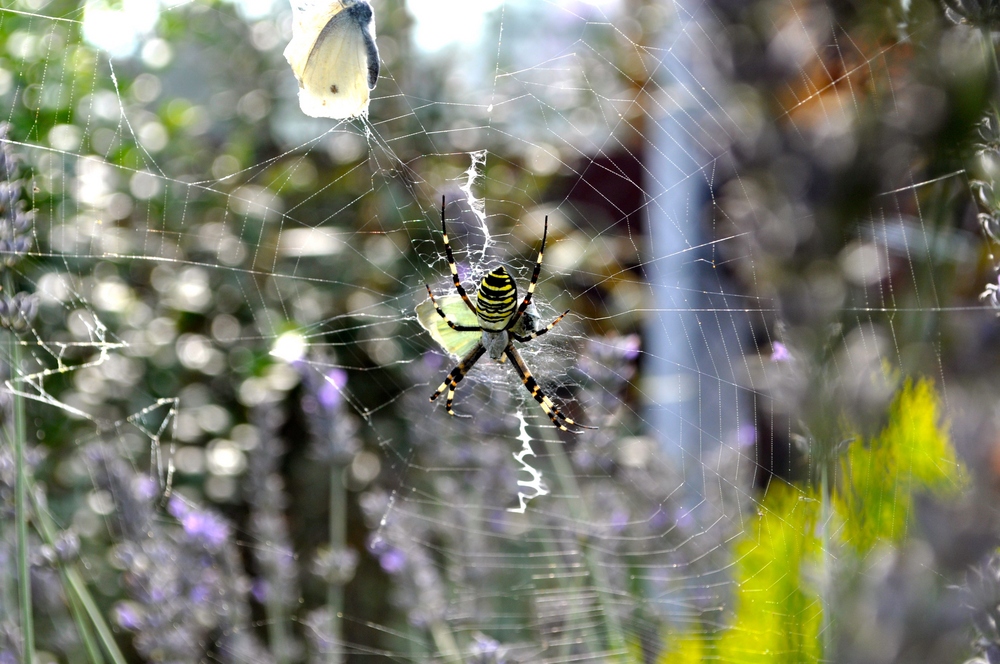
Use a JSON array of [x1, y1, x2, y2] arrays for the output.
[[511, 309, 570, 344], [503, 345, 596, 433], [430, 343, 486, 416], [439, 195, 478, 314], [424, 284, 480, 332], [506, 215, 548, 332]]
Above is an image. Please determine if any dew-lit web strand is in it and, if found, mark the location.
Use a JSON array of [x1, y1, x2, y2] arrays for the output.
[[528, 6, 872, 544], [418, 24, 768, 540], [484, 45, 728, 277], [816, 31, 954, 365], [7, 125, 426, 356], [2, 55, 414, 506], [3, 0, 944, 656], [97, 24, 452, 335], [535, 11, 738, 219], [34, 5, 460, 640], [709, 16, 953, 544], [380, 9, 944, 652], [13, 5, 772, 456]]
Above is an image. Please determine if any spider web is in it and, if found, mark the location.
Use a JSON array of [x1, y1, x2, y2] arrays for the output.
[[0, 0, 988, 662]]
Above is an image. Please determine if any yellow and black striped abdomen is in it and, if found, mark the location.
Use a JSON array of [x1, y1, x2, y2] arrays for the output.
[[476, 266, 518, 331]]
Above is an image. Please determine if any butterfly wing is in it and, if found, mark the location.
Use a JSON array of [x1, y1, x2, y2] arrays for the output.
[[284, 1, 347, 78], [416, 294, 481, 360], [284, 0, 379, 119]]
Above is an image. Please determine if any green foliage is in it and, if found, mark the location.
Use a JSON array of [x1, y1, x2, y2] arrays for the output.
[[716, 482, 824, 664], [657, 627, 710, 664], [663, 378, 966, 662], [835, 378, 967, 553]]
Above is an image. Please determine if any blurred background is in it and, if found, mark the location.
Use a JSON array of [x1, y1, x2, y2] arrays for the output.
[[1, 0, 999, 662]]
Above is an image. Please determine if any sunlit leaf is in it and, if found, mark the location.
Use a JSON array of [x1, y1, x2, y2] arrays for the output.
[[416, 293, 480, 359], [835, 378, 967, 552]]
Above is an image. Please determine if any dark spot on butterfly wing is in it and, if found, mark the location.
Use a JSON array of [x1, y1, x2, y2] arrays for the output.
[[330, 84, 339, 94]]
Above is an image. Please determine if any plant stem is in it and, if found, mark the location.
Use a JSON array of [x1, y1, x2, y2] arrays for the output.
[[538, 422, 630, 661], [63, 567, 126, 664], [64, 581, 104, 664], [429, 620, 462, 664], [30, 487, 127, 664], [7, 319, 33, 663], [30, 492, 103, 664], [266, 571, 292, 664], [327, 460, 347, 664]]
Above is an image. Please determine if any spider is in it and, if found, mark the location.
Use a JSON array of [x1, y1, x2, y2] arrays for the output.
[[424, 196, 595, 433]]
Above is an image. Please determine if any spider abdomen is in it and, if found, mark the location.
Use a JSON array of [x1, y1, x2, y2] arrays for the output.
[[476, 266, 518, 331]]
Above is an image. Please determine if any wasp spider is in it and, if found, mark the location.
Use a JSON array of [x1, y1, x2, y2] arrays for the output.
[[424, 197, 595, 433]]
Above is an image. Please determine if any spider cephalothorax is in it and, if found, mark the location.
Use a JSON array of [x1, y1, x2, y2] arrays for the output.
[[423, 196, 595, 433]]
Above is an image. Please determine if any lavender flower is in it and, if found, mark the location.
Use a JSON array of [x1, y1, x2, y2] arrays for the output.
[[87, 443, 271, 663], [246, 403, 301, 607], [0, 135, 34, 652], [311, 546, 358, 585], [0, 126, 36, 338], [33, 529, 79, 568], [0, 125, 32, 271], [376, 545, 406, 575], [167, 496, 231, 551], [0, 293, 37, 334], [770, 341, 792, 362], [299, 365, 359, 464], [469, 633, 508, 664]]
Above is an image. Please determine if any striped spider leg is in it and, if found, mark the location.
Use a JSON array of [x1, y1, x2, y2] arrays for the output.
[[504, 345, 596, 432], [429, 342, 485, 417]]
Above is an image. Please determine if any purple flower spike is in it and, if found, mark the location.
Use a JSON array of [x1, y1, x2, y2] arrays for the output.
[[771, 342, 792, 362], [648, 507, 669, 531], [674, 508, 694, 530], [621, 334, 641, 360], [168, 497, 230, 550], [189, 584, 212, 605], [134, 475, 159, 501], [610, 508, 629, 533], [379, 547, 406, 574], [252, 579, 268, 603], [470, 632, 508, 663], [113, 602, 144, 631], [318, 368, 348, 410]]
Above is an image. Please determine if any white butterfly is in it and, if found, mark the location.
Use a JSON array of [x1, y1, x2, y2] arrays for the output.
[[284, 0, 379, 119]]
